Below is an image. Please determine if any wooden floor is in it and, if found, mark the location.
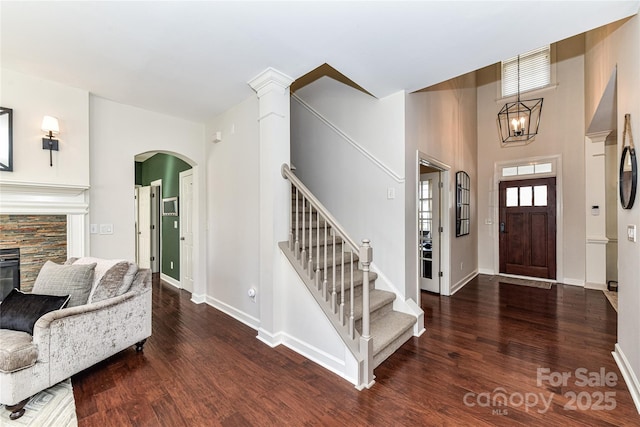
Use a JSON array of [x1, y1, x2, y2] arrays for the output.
[[73, 274, 640, 426]]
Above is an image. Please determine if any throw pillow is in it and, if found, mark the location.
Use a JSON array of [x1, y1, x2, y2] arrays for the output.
[[32, 261, 96, 307], [70, 257, 138, 303], [0, 289, 69, 334]]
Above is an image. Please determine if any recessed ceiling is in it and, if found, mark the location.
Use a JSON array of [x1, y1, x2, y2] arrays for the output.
[[1, 1, 638, 122]]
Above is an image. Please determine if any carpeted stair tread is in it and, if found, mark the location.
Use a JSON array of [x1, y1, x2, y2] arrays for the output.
[[350, 289, 395, 322], [370, 311, 416, 356], [322, 267, 376, 289]]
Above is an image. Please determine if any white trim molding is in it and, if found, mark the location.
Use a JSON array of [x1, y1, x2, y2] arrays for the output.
[[613, 344, 640, 413], [206, 295, 261, 331]]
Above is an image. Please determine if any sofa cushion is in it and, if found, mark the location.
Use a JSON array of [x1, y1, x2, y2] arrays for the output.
[[70, 257, 138, 303], [32, 261, 96, 307], [0, 289, 69, 335], [0, 329, 38, 373]]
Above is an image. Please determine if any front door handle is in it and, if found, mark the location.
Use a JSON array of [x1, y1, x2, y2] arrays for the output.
[[500, 222, 506, 233]]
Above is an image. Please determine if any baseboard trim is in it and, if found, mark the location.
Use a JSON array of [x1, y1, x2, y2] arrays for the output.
[[478, 268, 495, 275], [191, 293, 206, 304], [278, 332, 355, 386], [613, 343, 640, 413], [585, 282, 607, 290], [205, 296, 260, 330], [450, 270, 478, 296], [562, 277, 585, 287], [160, 273, 180, 289]]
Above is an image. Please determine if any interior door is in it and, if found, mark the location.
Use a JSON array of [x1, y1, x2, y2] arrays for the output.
[[499, 177, 556, 279], [180, 170, 194, 293], [419, 171, 440, 293], [137, 186, 151, 269]]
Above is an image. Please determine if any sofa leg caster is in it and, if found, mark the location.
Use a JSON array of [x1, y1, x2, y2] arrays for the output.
[[6, 398, 29, 420], [135, 339, 147, 352]]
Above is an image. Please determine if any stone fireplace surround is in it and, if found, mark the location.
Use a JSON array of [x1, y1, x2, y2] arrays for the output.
[[0, 181, 89, 289]]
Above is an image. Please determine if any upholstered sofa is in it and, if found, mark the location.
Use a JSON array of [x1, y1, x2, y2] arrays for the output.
[[0, 258, 152, 420]]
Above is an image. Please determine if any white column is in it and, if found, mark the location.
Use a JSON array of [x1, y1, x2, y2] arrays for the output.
[[585, 131, 611, 289], [248, 68, 294, 344]]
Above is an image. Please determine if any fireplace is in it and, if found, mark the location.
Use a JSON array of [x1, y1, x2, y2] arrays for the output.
[[0, 248, 20, 300]]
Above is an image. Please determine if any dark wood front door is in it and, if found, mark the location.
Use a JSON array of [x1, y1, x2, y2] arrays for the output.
[[499, 177, 556, 279]]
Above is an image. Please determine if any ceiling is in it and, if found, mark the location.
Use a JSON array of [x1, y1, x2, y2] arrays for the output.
[[2, 1, 638, 123]]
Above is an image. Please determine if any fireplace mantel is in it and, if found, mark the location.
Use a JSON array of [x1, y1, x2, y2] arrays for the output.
[[0, 180, 89, 257], [0, 180, 89, 215]]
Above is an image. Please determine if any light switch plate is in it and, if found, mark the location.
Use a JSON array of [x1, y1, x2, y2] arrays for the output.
[[628, 225, 636, 242]]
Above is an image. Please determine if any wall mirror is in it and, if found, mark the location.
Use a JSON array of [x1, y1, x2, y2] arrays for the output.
[[456, 171, 470, 236], [0, 107, 13, 172], [620, 113, 637, 210], [620, 146, 637, 209]]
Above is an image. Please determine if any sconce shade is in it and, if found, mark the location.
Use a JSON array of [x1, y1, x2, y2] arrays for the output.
[[41, 116, 59, 134], [497, 98, 543, 144]]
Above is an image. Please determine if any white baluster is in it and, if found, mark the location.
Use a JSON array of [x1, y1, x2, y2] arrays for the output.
[[308, 203, 313, 277], [294, 187, 300, 256], [349, 249, 354, 339], [331, 230, 336, 312], [301, 197, 307, 267], [340, 240, 345, 324]]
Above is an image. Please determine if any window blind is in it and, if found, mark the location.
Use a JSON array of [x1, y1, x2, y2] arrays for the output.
[[501, 46, 550, 97]]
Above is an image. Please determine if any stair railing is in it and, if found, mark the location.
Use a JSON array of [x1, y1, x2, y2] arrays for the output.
[[281, 164, 374, 387]]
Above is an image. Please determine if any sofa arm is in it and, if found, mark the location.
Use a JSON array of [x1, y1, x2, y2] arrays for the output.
[[31, 276, 151, 384]]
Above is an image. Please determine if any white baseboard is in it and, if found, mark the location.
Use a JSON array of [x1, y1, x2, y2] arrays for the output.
[[191, 293, 206, 304], [562, 277, 585, 287], [160, 273, 180, 289], [278, 332, 356, 386], [205, 295, 260, 330], [478, 268, 495, 275], [449, 270, 478, 296], [613, 343, 640, 413], [584, 282, 607, 290]]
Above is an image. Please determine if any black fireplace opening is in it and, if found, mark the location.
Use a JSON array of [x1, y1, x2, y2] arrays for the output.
[[0, 248, 20, 300]]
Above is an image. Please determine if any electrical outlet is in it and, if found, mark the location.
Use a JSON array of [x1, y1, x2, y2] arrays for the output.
[[99, 224, 113, 234], [628, 225, 637, 242], [170, 261, 174, 269]]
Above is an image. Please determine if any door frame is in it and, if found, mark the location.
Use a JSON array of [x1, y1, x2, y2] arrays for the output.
[[150, 179, 162, 274], [492, 155, 565, 283], [419, 170, 441, 293], [417, 152, 451, 296], [179, 169, 194, 293]]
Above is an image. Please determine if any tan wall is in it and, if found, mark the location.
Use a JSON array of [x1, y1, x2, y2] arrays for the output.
[[476, 35, 586, 284], [585, 15, 640, 398], [406, 72, 478, 293]]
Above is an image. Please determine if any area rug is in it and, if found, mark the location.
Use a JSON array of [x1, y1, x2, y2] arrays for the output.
[[603, 290, 618, 313], [490, 275, 553, 289], [0, 379, 77, 426]]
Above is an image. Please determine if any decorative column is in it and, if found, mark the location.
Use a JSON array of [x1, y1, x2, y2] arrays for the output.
[[585, 131, 612, 289], [248, 68, 294, 345]]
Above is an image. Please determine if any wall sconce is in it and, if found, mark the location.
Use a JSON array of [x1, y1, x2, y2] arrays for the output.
[[41, 115, 59, 167]]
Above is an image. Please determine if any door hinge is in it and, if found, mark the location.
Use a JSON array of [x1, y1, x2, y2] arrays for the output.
[[150, 256, 155, 261], [439, 271, 443, 277], [439, 226, 444, 233], [439, 182, 444, 188]]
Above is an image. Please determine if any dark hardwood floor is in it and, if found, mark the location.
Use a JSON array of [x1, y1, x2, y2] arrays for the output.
[[73, 274, 640, 426]]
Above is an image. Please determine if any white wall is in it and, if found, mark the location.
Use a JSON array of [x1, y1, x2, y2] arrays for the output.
[[204, 95, 261, 323], [406, 72, 479, 293], [585, 15, 640, 410], [89, 96, 206, 297], [476, 35, 586, 285], [0, 68, 89, 187], [291, 77, 408, 296]]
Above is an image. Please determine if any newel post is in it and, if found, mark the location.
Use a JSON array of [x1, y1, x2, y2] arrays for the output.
[[359, 239, 374, 388]]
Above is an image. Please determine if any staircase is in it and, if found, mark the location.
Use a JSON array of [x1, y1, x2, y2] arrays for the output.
[[280, 164, 416, 389]]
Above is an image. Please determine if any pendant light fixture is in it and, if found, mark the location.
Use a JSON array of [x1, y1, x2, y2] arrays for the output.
[[497, 55, 543, 144]]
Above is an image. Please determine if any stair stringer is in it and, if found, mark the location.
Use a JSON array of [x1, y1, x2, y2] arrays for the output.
[[276, 244, 363, 386]]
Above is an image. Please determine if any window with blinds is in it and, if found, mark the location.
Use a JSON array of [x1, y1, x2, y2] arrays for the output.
[[501, 46, 550, 97]]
